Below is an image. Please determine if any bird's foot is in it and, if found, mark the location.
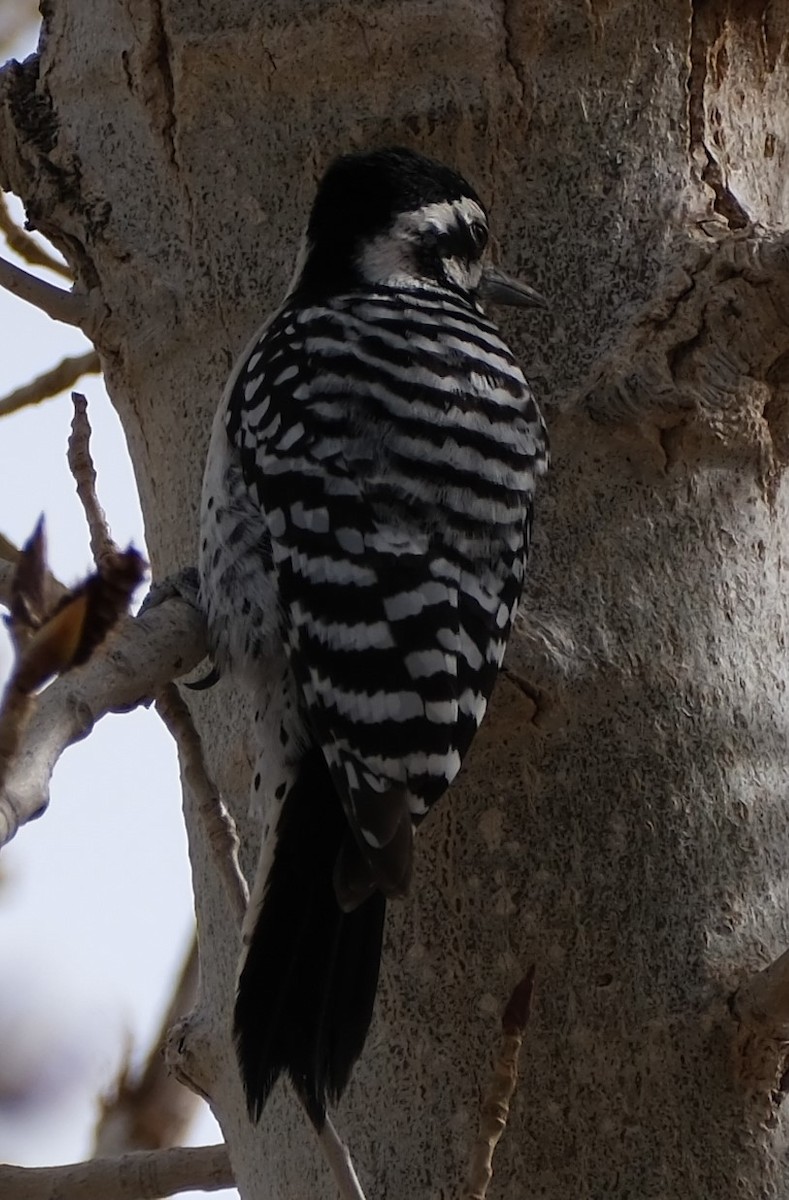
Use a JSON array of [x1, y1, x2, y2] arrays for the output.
[[140, 566, 201, 614], [140, 567, 220, 690]]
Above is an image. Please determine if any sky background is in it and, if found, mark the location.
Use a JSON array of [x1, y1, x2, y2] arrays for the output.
[[0, 14, 236, 1195]]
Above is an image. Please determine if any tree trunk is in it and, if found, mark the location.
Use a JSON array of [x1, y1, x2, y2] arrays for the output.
[[3, 1, 789, 1196]]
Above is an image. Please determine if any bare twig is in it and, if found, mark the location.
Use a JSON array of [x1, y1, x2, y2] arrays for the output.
[[0, 351, 100, 418], [67, 392, 116, 565], [0, 593, 207, 848], [466, 966, 535, 1200], [65, 395, 208, 1149], [318, 1117, 370, 1200], [0, 253, 91, 326], [0, 392, 140, 807], [0, 192, 71, 279], [95, 936, 202, 1153], [156, 683, 248, 924], [0, 1144, 233, 1200]]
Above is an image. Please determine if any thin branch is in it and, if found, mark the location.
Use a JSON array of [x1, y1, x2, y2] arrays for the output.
[[465, 967, 535, 1200], [64, 396, 206, 1147], [0, 253, 91, 326], [318, 1117, 370, 1200], [156, 683, 248, 924], [0, 593, 207, 848], [0, 192, 72, 279], [0, 395, 139, 807], [95, 935, 202, 1154], [0, 351, 100, 418], [67, 392, 116, 565], [0, 1144, 233, 1200]]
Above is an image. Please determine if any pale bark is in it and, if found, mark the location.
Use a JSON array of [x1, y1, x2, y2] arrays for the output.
[[0, 1144, 233, 1200], [2, 2, 789, 1198]]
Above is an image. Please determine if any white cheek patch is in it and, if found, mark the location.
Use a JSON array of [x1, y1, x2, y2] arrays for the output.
[[357, 235, 420, 288], [443, 257, 484, 293]]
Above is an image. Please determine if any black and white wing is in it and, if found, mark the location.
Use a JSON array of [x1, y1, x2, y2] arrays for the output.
[[226, 287, 547, 906]]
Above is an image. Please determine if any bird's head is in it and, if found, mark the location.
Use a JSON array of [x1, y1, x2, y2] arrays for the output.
[[291, 146, 546, 312]]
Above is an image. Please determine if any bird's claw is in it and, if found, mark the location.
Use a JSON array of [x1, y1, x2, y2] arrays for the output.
[[140, 566, 201, 615], [140, 567, 220, 690]]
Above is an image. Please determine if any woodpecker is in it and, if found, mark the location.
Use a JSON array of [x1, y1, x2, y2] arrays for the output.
[[199, 146, 548, 1128]]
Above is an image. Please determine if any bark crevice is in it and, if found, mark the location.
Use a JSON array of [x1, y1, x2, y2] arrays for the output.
[[582, 229, 789, 498]]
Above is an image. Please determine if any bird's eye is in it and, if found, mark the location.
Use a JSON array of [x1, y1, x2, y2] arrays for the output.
[[469, 220, 488, 254]]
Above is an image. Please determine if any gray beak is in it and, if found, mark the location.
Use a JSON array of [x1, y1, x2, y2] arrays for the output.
[[480, 264, 548, 310]]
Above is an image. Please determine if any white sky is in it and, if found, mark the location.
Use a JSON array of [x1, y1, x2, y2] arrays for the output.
[[0, 21, 237, 1196]]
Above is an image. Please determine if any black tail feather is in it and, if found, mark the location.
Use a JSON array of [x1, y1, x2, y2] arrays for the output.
[[234, 746, 386, 1127]]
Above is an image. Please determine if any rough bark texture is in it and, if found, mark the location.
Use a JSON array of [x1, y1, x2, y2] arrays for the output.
[[3, 1, 789, 1196]]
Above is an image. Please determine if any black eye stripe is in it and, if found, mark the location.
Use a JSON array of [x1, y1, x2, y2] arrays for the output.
[[424, 219, 488, 262], [469, 220, 488, 253]]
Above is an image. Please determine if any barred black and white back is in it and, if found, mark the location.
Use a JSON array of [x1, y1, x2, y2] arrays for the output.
[[199, 146, 548, 1128]]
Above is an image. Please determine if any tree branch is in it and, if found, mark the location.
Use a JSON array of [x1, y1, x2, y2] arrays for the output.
[[0, 351, 100, 418], [0, 191, 72, 278], [0, 252, 92, 326], [0, 1144, 233, 1200], [0, 593, 207, 848], [67, 392, 116, 566], [465, 967, 535, 1200], [317, 1118, 370, 1200], [156, 683, 249, 925]]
